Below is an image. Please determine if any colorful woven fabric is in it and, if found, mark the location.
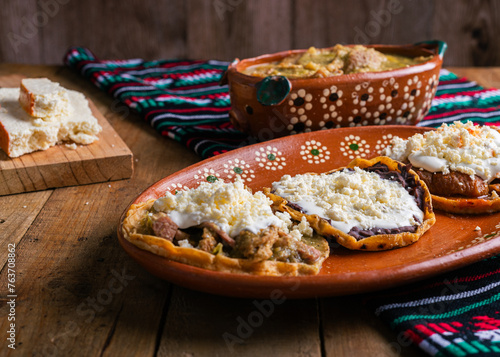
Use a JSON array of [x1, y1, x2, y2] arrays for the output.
[[64, 48, 500, 158], [420, 69, 500, 128], [367, 255, 500, 356], [64, 47, 500, 356], [64, 47, 249, 158]]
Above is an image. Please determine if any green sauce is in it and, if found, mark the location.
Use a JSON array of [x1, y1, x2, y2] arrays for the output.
[[243, 45, 431, 79]]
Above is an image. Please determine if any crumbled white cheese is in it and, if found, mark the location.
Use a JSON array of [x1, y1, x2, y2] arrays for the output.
[[274, 211, 313, 240], [153, 177, 285, 238], [272, 167, 423, 234], [177, 239, 194, 248], [296, 216, 313, 237], [382, 121, 500, 182]]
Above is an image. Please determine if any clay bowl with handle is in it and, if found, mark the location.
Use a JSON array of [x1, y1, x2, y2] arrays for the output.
[[223, 40, 447, 140]]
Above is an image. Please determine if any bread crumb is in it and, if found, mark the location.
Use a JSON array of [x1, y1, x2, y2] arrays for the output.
[[474, 226, 481, 231], [23, 205, 27, 208], [85, 202, 89, 205], [65, 143, 77, 150]]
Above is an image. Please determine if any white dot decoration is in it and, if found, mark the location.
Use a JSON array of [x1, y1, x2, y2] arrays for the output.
[[193, 168, 221, 185], [339, 135, 371, 159], [255, 146, 286, 170], [299, 140, 331, 164], [375, 133, 394, 152], [222, 159, 255, 183], [168, 182, 189, 193]]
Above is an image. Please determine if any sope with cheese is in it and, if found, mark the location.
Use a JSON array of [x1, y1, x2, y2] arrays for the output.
[[382, 121, 500, 214], [122, 177, 330, 276], [271, 167, 423, 235], [264, 157, 436, 251]]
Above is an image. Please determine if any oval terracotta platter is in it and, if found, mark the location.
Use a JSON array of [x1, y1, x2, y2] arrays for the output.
[[117, 126, 500, 298]]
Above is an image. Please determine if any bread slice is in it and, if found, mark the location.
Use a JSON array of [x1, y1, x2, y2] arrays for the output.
[[19, 78, 70, 118], [0, 88, 102, 158], [58, 90, 102, 145]]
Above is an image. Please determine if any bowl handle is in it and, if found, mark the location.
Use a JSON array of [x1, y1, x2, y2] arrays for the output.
[[256, 76, 291, 106], [414, 40, 447, 59]]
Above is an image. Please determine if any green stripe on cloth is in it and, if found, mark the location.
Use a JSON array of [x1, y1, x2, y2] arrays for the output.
[[391, 292, 500, 327]]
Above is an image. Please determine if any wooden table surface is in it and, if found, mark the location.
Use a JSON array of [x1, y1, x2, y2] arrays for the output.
[[1, 65, 498, 357]]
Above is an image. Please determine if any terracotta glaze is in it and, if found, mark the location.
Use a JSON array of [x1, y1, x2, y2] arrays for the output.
[[117, 126, 500, 298], [224, 41, 446, 140]]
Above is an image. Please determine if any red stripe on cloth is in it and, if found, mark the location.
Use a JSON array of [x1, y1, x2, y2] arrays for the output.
[[428, 323, 447, 334], [439, 78, 472, 85], [425, 106, 500, 120], [154, 94, 222, 101], [472, 316, 500, 331], [212, 150, 229, 156], [196, 125, 228, 130], [220, 122, 234, 128], [451, 322, 463, 328], [146, 82, 220, 91], [415, 324, 436, 337], [166, 69, 222, 81], [186, 137, 196, 146], [439, 323, 459, 333], [205, 93, 230, 99], [156, 60, 206, 69], [435, 88, 497, 99], [405, 329, 424, 344]]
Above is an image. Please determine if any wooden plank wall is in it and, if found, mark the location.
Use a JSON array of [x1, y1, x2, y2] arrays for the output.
[[0, 0, 499, 66]]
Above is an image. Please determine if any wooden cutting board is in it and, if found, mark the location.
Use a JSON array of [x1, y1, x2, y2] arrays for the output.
[[0, 79, 133, 196]]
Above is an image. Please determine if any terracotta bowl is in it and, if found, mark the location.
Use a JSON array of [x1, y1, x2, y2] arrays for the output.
[[224, 41, 446, 140]]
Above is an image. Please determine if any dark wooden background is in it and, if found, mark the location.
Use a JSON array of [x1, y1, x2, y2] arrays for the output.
[[0, 0, 499, 66]]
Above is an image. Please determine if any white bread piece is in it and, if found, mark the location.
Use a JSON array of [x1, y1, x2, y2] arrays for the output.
[[57, 90, 102, 145], [19, 78, 70, 119], [0, 88, 59, 157], [0, 88, 102, 158]]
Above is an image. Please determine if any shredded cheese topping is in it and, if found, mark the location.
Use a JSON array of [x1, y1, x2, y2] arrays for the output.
[[382, 121, 500, 182], [153, 178, 311, 239]]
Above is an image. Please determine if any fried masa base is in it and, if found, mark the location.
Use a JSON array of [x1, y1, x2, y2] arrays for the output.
[[431, 194, 500, 214], [264, 156, 436, 251], [122, 199, 330, 276]]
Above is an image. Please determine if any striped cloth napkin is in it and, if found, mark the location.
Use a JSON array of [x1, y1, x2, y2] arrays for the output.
[[367, 255, 500, 356], [64, 47, 500, 356]]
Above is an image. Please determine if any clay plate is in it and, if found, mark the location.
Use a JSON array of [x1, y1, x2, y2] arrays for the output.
[[117, 126, 500, 298]]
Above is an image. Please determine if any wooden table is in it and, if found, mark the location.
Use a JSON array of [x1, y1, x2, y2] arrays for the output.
[[1, 65, 498, 356]]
